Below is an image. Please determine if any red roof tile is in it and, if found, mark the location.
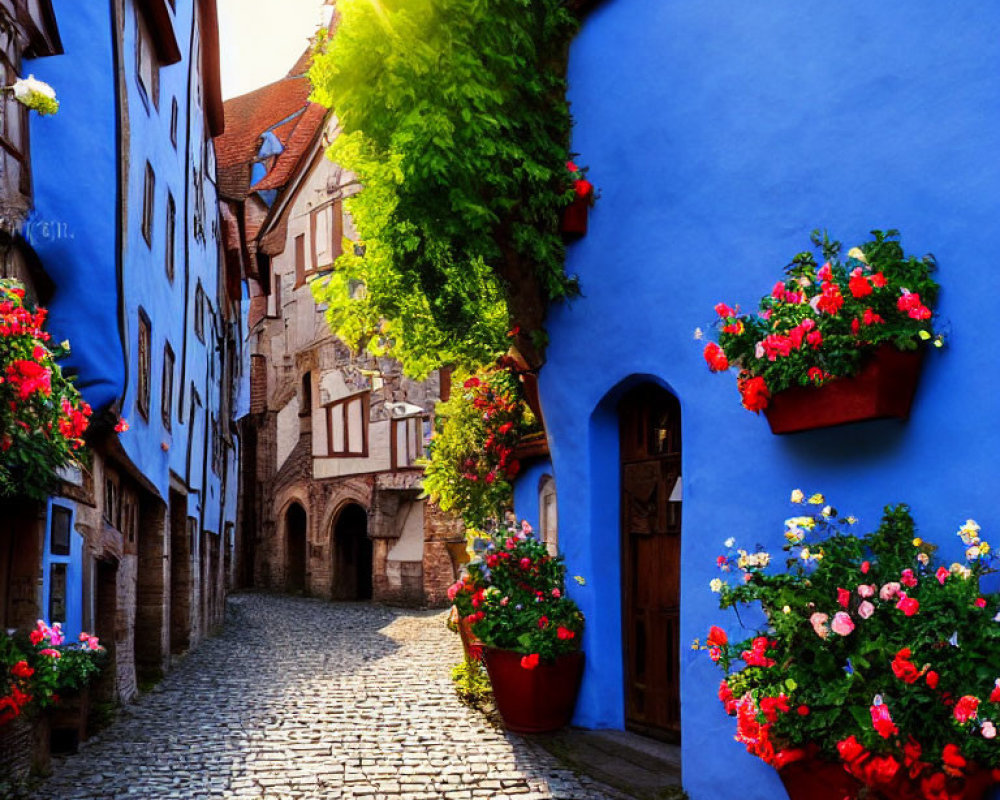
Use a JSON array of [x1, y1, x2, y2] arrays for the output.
[[250, 103, 328, 192]]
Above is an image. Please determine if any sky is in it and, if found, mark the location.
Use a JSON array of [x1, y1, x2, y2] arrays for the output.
[[217, 0, 332, 99]]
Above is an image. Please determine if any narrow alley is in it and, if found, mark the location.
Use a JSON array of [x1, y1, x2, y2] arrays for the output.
[[31, 595, 618, 800]]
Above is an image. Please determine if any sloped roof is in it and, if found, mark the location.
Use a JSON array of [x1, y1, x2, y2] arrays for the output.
[[250, 102, 328, 192]]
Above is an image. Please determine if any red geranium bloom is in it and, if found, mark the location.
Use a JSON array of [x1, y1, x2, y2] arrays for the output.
[[10, 661, 33, 679], [520, 653, 540, 670], [703, 342, 729, 372], [953, 695, 979, 723], [707, 626, 727, 648], [891, 648, 921, 684], [739, 375, 770, 413], [556, 627, 575, 641]]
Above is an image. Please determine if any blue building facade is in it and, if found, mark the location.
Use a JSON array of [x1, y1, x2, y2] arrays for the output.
[[21, 0, 241, 704], [513, 3, 1000, 798]]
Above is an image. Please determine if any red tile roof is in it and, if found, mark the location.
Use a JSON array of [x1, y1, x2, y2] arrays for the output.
[[251, 103, 328, 192]]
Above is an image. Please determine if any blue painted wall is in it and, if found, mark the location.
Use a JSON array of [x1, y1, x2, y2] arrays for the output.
[[529, 3, 1000, 798], [26, 0, 123, 413], [512, 458, 552, 533]]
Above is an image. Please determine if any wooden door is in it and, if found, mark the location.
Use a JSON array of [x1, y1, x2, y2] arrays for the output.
[[620, 385, 681, 741]]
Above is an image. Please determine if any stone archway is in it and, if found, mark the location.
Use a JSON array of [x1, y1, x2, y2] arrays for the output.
[[285, 502, 307, 594], [331, 503, 372, 601]]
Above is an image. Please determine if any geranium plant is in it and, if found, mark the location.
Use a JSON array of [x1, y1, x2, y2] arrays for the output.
[[455, 520, 584, 669], [422, 368, 538, 529], [702, 230, 943, 413], [0, 279, 92, 501], [1, 620, 105, 726], [702, 491, 1000, 798]]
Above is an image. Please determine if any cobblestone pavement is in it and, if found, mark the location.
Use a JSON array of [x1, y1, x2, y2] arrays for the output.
[[33, 594, 622, 800]]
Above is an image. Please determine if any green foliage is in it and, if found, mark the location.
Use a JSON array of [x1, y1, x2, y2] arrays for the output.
[[704, 492, 1000, 791], [422, 368, 537, 529], [451, 657, 492, 708], [704, 230, 942, 411], [309, 0, 581, 377], [0, 279, 92, 501]]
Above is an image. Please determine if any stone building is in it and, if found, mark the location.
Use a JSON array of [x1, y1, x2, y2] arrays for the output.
[[217, 50, 463, 607], [0, 0, 242, 725]]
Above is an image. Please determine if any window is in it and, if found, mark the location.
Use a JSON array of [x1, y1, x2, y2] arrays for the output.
[[50, 505, 72, 556], [135, 11, 159, 110], [391, 414, 425, 470], [137, 309, 151, 419], [325, 393, 369, 457], [162, 343, 174, 431], [194, 283, 205, 342], [310, 201, 343, 272], [142, 162, 155, 246], [165, 192, 176, 281], [539, 475, 558, 556], [266, 264, 281, 318], [0, 23, 29, 198], [294, 234, 306, 288], [170, 98, 178, 147], [301, 372, 312, 413], [103, 474, 119, 529]]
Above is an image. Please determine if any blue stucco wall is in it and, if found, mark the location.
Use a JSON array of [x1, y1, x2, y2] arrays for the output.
[[533, 3, 1000, 798], [512, 458, 552, 533], [26, 0, 123, 413]]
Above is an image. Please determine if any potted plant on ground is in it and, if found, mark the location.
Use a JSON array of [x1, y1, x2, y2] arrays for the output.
[[561, 160, 595, 237], [701, 491, 1000, 800], [701, 230, 943, 433], [461, 519, 585, 733]]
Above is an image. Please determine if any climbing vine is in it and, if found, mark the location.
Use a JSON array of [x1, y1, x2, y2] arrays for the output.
[[309, 0, 581, 378]]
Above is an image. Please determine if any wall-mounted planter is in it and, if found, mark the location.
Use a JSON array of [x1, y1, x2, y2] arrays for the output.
[[765, 346, 924, 435], [560, 195, 590, 237]]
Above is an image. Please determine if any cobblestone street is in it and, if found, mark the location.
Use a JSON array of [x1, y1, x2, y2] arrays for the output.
[[33, 595, 620, 800]]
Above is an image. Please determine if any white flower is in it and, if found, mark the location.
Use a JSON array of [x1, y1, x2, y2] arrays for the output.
[[10, 74, 58, 115], [693, 327, 704, 340], [821, 505, 834, 518], [846, 247, 868, 264], [754, 341, 765, 359], [966, 545, 982, 562], [710, 578, 723, 593], [724, 537, 735, 549], [790, 489, 805, 504]]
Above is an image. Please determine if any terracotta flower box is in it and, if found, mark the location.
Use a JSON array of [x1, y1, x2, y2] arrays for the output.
[[764, 346, 924, 435], [483, 648, 584, 733], [560, 195, 590, 237]]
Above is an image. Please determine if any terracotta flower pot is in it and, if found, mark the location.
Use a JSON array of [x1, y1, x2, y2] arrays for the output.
[[483, 647, 584, 733], [560, 195, 590, 237], [764, 345, 924, 435], [779, 758, 997, 800]]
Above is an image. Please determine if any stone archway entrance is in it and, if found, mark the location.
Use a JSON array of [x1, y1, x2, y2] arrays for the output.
[[619, 384, 682, 742], [331, 503, 372, 601], [286, 503, 307, 594]]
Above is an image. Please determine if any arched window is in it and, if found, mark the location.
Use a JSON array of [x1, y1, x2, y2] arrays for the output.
[[538, 475, 558, 556]]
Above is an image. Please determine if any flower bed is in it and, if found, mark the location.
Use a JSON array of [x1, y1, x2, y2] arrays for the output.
[[702, 491, 1000, 799], [702, 230, 942, 426]]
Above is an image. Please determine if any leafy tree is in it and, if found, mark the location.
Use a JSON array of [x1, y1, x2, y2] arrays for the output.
[[309, 0, 581, 378]]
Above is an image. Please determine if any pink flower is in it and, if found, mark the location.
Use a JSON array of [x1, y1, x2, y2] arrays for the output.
[[861, 561, 871, 574], [858, 600, 875, 619], [895, 593, 919, 617], [519, 557, 531, 570], [39, 648, 60, 658], [982, 721, 997, 739], [857, 584, 876, 599], [831, 612, 854, 636], [975, 598, 987, 609], [551, 588, 561, 598], [936, 566, 950, 585], [879, 582, 901, 601], [810, 612, 830, 639], [900, 569, 917, 588], [837, 588, 850, 608]]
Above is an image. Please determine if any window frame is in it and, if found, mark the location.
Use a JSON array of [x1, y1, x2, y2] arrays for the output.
[[324, 392, 370, 458], [162, 342, 175, 431], [165, 191, 176, 282], [137, 308, 151, 420], [142, 162, 155, 247]]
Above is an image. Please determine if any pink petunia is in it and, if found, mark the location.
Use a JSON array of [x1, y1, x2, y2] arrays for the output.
[[831, 612, 854, 636]]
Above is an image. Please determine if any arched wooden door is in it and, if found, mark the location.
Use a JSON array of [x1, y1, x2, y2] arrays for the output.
[[619, 385, 681, 742]]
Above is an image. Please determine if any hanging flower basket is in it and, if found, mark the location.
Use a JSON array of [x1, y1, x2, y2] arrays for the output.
[[764, 345, 924, 434], [484, 647, 584, 733]]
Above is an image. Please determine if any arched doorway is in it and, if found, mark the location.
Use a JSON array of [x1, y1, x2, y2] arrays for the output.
[[619, 384, 681, 742], [332, 503, 372, 601], [285, 502, 307, 593]]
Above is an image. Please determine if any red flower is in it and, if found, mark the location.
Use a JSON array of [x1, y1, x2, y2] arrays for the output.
[[557, 627, 575, 640], [797, 705, 809, 716], [891, 648, 921, 684], [837, 587, 850, 608], [926, 671, 939, 689], [10, 661, 32, 679], [861, 561, 871, 574], [707, 626, 727, 648], [870, 702, 899, 739], [703, 342, 729, 372], [759, 694, 789, 723], [740, 636, 776, 668], [975, 597, 987, 609], [895, 593, 919, 616], [863, 755, 900, 786], [862, 308, 884, 325], [989, 681, 1000, 703], [900, 569, 917, 588], [573, 178, 594, 199], [897, 291, 932, 320], [805, 329, 822, 348], [114, 418, 130, 433], [718, 680, 737, 714], [816, 282, 844, 314], [537, 616, 549, 629], [953, 695, 980, 723], [738, 375, 770, 413], [817, 262, 833, 281], [837, 735, 866, 764], [520, 653, 540, 670], [848, 270, 873, 298], [714, 303, 736, 318], [941, 744, 966, 777], [871, 272, 888, 288], [29, 630, 44, 645]]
